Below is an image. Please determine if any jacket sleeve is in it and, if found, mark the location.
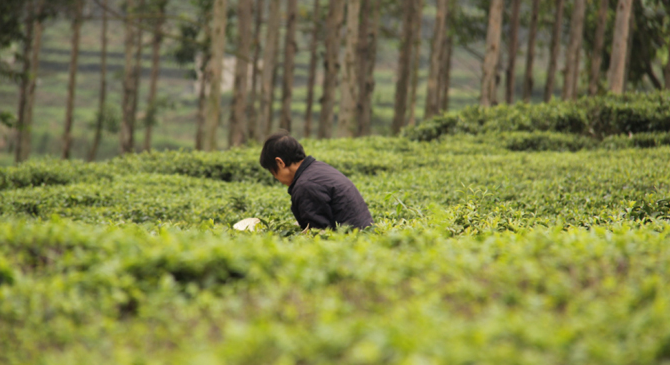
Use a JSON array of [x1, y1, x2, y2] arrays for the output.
[[292, 184, 334, 229]]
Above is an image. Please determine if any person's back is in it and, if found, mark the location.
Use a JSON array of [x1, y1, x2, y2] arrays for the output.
[[259, 131, 373, 230]]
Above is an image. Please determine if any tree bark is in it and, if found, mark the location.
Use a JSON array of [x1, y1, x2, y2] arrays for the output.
[[317, 0, 345, 139], [266, 22, 282, 136], [391, 0, 416, 134], [62, 0, 84, 160], [143, 0, 167, 152], [608, 0, 633, 94], [562, 0, 586, 101], [356, 0, 380, 136], [424, 0, 448, 120], [622, 5, 634, 92], [544, 0, 565, 102], [481, 0, 503, 107], [89, 0, 109, 161], [505, 0, 521, 104], [15, 0, 35, 164], [20, 0, 45, 163], [336, 0, 361, 137], [280, 0, 299, 132], [304, 0, 321, 138], [522, 0, 540, 102], [130, 0, 145, 153], [259, 0, 281, 141], [229, 0, 252, 147], [195, 53, 209, 150], [588, 0, 609, 95], [665, 46, 670, 90], [205, 0, 228, 151], [121, 0, 136, 154], [407, 0, 423, 126], [439, 33, 453, 111], [247, 0, 264, 141]]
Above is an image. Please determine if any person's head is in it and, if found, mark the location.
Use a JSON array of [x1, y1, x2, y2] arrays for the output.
[[260, 130, 306, 186]]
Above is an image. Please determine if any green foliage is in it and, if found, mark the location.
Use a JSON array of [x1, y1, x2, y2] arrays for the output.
[[404, 91, 670, 141], [1, 136, 669, 364]]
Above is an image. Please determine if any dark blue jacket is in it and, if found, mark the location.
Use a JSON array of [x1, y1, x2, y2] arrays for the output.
[[288, 156, 374, 230]]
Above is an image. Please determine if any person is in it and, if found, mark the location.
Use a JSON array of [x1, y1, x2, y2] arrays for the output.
[[259, 131, 374, 230]]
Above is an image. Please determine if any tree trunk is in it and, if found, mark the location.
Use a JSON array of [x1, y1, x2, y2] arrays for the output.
[[336, 0, 361, 137], [143, 0, 167, 152], [608, 0, 633, 94], [130, 0, 145, 153], [391, 0, 416, 134], [230, 0, 252, 146], [588, 0, 609, 95], [259, 0, 281, 141], [505, 0, 521, 104], [195, 53, 209, 150], [121, 0, 136, 154], [665, 46, 670, 90], [266, 23, 282, 136], [481, 0, 503, 107], [424, 0, 448, 120], [279, 0, 298, 132], [544, 0, 565, 102], [522, 0, 540, 102], [247, 0, 264, 141], [407, 0, 423, 126], [318, 0, 345, 139], [15, 0, 35, 164], [439, 33, 453, 111], [20, 0, 45, 163], [62, 0, 84, 160], [622, 6, 634, 92], [304, 0, 321, 138], [205, 0, 228, 151], [356, 0, 381, 136], [562, 0, 586, 101], [89, 0, 109, 161]]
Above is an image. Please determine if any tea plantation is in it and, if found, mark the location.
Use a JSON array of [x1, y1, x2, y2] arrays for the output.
[[2, 115, 670, 363]]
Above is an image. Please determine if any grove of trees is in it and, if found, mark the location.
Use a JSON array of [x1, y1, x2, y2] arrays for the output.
[[2, 0, 670, 163]]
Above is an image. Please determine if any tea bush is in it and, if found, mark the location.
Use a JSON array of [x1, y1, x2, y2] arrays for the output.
[[404, 91, 670, 141], [1, 136, 669, 364]]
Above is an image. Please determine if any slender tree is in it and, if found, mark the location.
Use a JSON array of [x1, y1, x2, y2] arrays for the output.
[[621, 8, 634, 91], [522, 0, 540, 102], [391, 0, 416, 134], [356, 0, 381, 136], [259, 0, 281, 141], [205, 0, 228, 151], [562, 0, 586, 100], [280, 0, 299, 132], [317, 0, 345, 139], [407, 0, 424, 126], [195, 53, 210, 150], [143, 0, 167, 152], [481, 0, 503, 107], [230, 0, 252, 146], [266, 33, 281, 136], [588, 0, 609, 95], [505, 0, 521, 103], [304, 0, 321, 138], [336, 0, 361, 137], [62, 0, 84, 159], [439, 33, 453, 111], [607, 0, 634, 94], [544, 0, 565, 102], [130, 0, 146, 152], [424, 0, 448, 120], [89, 0, 109, 161], [18, 0, 46, 163], [15, 0, 35, 163], [665, 46, 670, 90], [247, 0, 264, 140], [120, 0, 137, 154]]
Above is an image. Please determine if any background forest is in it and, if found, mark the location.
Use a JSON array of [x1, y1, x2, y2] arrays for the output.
[[1, 0, 669, 164]]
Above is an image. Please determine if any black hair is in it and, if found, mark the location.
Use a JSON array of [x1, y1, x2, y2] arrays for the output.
[[259, 130, 306, 173]]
